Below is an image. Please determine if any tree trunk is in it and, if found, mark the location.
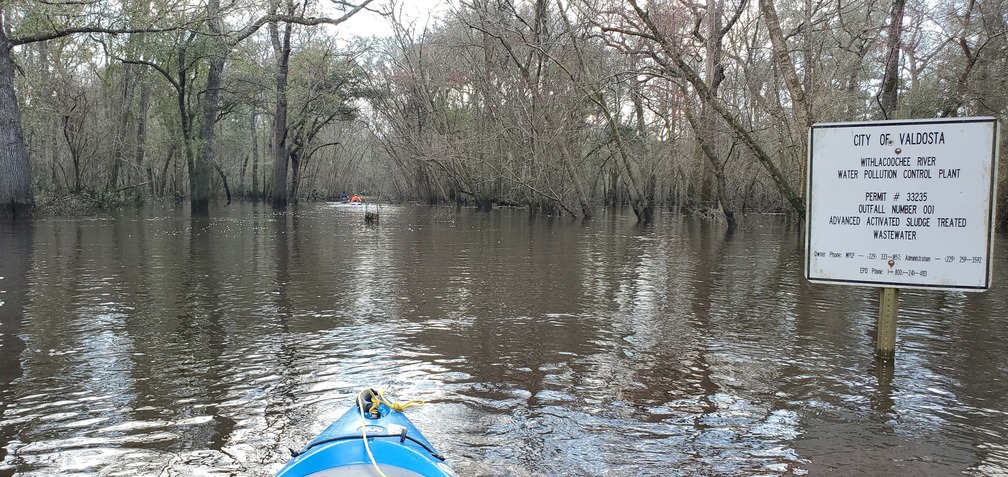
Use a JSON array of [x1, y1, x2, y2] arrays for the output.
[[879, 0, 906, 118], [61, 114, 82, 194], [193, 1, 226, 213], [251, 109, 259, 201], [175, 45, 198, 203], [630, 84, 654, 222], [159, 143, 174, 197], [685, 104, 736, 230], [760, 0, 811, 133], [597, 95, 649, 222], [556, 136, 592, 219], [270, 17, 292, 208], [699, 0, 724, 206], [288, 149, 300, 203], [108, 64, 133, 192], [36, 42, 59, 195], [239, 154, 249, 193], [192, 55, 223, 213], [270, 30, 290, 206], [939, 0, 978, 118], [760, 0, 813, 193], [0, 39, 34, 217], [215, 163, 231, 204], [133, 74, 150, 190]]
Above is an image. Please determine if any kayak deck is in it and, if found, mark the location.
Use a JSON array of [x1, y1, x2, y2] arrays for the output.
[[277, 397, 455, 477]]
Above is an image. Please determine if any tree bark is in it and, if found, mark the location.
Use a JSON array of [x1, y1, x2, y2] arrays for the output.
[[214, 163, 231, 204], [61, 113, 82, 194], [269, 7, 293, 208], [159, 143, 174, 197], [133, 72, 150, 189], [939, 0, 979, 118], [699, 0, 725, 205], [288, 149, 300, 203], [192, 0, 226, 213], [0, 36, 34, 217], [685, 103, 736, 230], [250, 108, 259, 201], [193, 54, 223, 212], [108, 64, 134, 192], [239, 154, 249, 193], [760, 0, 811, 133], [760, 0, 813, 194], [879, 0, 906, 119]]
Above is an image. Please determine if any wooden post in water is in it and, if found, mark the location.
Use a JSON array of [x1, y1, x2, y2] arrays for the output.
[[875, 109, 906, 362], [876, 287, 898, 360]]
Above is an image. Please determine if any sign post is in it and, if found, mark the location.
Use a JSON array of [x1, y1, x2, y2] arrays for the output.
[[806, 117, 999, 360], [876, 287, 898, 359]]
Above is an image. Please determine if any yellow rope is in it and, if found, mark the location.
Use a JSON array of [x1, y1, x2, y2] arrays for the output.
[[368, 393, 381, 418], [375, 389, 425, 413]]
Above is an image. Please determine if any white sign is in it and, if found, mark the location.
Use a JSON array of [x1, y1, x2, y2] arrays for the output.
[[806, 117, 999, 291]]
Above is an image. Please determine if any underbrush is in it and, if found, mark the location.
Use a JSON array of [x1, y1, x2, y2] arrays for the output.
[[34, 188, 146, 216]]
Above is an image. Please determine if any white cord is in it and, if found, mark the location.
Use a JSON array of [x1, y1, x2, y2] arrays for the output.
[[357, 393, 388, 477]]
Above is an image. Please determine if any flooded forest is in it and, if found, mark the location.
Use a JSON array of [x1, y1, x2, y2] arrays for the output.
[[1, 0, 1006, 226]]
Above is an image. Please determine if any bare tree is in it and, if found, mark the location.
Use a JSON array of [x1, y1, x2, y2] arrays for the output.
[[590, 0, 805, 215]]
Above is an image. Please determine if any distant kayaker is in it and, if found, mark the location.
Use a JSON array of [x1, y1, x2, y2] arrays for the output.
[[350, 194, 362, 203]]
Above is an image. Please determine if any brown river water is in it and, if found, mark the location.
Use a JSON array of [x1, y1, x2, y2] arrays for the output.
[[0, 203, 1006, 476]]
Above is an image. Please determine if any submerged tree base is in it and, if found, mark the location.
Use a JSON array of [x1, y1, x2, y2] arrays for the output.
[[2, 201, 33, 219]]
